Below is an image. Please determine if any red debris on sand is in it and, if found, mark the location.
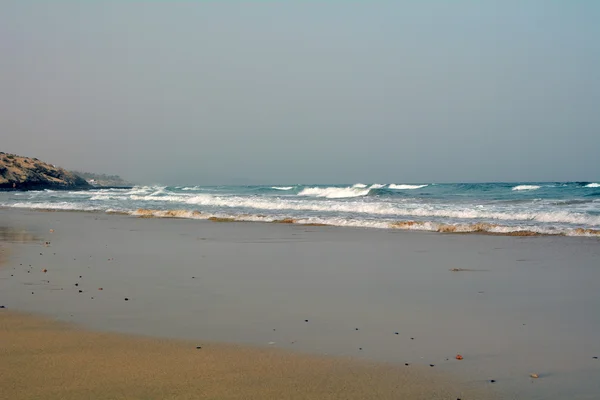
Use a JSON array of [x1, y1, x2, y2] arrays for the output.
[[456, 354, 464, 360]]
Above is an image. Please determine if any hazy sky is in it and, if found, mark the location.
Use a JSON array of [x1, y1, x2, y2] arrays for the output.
[[1, 1, 599, 185]]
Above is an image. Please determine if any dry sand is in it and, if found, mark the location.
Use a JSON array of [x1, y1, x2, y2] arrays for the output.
[[0, 311, 493, 400]]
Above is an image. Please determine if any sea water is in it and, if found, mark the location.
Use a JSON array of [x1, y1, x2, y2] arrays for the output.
[[1, 182, 599, 236]]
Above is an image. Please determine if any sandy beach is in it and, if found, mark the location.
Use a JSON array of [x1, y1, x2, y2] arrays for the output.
[[2, 312, 489, 400], [1, 208, 599, 399]]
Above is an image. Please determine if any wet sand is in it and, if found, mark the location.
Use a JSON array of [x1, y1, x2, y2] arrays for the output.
[[2, 208, 600, 399], [1, 312, 489, 400]]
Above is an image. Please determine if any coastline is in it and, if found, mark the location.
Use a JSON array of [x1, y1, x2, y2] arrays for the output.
[[2, 206, 600, 238], [2, 181, 600, 238], [1, 208, 599, 399]]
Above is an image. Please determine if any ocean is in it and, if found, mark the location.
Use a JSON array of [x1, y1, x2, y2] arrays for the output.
[[1, 182, 599, 236]]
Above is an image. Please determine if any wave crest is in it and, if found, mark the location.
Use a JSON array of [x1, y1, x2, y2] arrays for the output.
[[298, 187, 370, 199], [388, 184, 428, 190], [512, 185, 540, 191], [585, 183, 600, 188]]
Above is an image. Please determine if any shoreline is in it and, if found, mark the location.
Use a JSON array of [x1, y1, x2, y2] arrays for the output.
[[2, 206, 600, 238]]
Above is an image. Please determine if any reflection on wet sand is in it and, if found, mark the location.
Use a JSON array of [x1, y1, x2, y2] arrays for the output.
[[0, 227, 39, 243]]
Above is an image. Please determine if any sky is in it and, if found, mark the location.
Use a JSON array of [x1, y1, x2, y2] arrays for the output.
[[1, 1, 599, 185]]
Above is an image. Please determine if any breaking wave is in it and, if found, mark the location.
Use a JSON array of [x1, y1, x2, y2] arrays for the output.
[[298, 186, 370, 199], [388, 184, 428, 190], [3, 182, 600, 239], [512, 185, 541, 191], [96, 193, 600, 226]]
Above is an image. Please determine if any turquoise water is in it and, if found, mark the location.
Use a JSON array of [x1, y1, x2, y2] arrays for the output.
[[1, 182, 599, 235]]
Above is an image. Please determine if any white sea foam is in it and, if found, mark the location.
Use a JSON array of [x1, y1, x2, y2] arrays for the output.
[[298, 187, 370, 199], [5, 202, 102, 211], [182, 186, 202, 191], [369, 184, 386, 189], [3, 199, 599, 236], [585, 183, 600, 188], [352, 183, 368, 188], [7, 190, 599, 227], [388, 184, 428, 190], [271, 186, 293, 191], [121, 210, 600, 237], [512, 185, 541, 191], [125, 193, 600, 226]]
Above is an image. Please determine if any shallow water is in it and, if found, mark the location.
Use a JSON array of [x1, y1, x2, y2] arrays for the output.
[[1, 209, 599, 399]]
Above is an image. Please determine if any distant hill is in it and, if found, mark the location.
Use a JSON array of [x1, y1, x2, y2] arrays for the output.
[[71, 171, 131, 188], [0, 152, 91, 190]]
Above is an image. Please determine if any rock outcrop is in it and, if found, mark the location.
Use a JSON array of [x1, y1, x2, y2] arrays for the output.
[[0, 152, 91, 190]]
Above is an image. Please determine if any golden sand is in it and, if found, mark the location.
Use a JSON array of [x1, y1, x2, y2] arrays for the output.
[[0, 312, 492, 400]]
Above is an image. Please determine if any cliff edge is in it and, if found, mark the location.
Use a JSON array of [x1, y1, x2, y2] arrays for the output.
[[0, 152, 91, 190]]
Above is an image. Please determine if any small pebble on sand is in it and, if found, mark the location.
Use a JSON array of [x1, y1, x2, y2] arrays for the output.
[[196, 346, 201, 349], [530, 373, 539, 379], [124, 298, 129, 301]]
